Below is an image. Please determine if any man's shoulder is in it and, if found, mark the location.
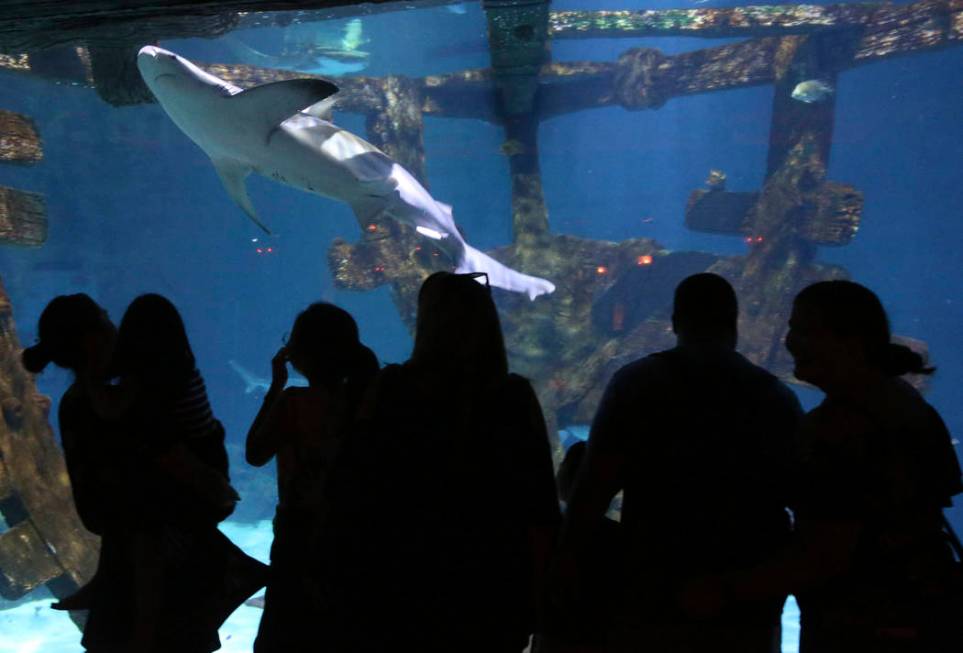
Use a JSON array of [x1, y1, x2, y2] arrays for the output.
[[617, 350, 673, 375]]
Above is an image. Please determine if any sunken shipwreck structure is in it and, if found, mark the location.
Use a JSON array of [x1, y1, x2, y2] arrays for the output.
[[0, 0, 959, 613]]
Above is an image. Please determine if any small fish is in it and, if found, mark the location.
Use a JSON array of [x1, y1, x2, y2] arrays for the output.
[[791, 79, 834, 104], [706, 168, 726, 189], [446, 3, 468, 15], [500, 139, 526, 157]]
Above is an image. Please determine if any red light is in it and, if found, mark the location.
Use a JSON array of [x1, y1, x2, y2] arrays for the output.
[[755, 236, 764, 243], [373, 265, 385, 273], [637, 255, 653, 266], [366, 223, 378, 233], [267, 247, 274, 253], [596, 265, 608, 275], [256, 248, 263, 254]]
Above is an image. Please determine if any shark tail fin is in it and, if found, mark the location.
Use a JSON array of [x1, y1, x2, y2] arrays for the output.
[[456, 244, 555, 301]]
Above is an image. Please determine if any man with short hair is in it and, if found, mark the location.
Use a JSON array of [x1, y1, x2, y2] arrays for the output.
[[556, 273, 802, 653]]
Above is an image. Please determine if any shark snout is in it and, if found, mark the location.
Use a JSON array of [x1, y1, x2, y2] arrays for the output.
[[137, 46, 182, 84], [138, 45, 167, 59]]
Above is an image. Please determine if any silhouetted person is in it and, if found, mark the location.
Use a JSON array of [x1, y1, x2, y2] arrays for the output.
[[323, 271, 560, 653], [82, 293, 262, 653], [681, 280, 962, 652], [555, 273, 802, 653], [22, 294, 129, 631], [247, 302, 378, 653]]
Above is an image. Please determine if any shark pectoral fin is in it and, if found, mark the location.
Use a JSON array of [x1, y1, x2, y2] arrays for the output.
[[213, 159, 272, 234], [230, 79, 340, 130], [349, 199, 391, 233]]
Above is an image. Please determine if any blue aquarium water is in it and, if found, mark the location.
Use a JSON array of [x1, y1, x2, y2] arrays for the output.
[[0, 0, 960, 650]]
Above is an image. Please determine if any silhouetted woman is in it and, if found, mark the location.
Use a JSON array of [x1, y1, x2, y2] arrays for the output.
[[247, 302, 378, 652], [85, 293, 259, 653], [324, 271, 561, 653], [681, 280, 962, 652]]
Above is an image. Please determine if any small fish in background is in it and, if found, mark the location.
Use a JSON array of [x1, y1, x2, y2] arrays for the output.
[[500, 139, 526, 157], [228, 359, 308, 394], [446, 3, 469, 14], [791, 79, 835, 104]]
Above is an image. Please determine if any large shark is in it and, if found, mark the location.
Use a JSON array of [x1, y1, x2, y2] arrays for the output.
[[137, 46, 555, 299]]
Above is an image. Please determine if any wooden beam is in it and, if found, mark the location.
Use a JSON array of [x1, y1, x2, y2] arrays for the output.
[[550, 3, 900, 39], [0, 186, 46, 247], [0, 110, 42, 164], [1, 1, 958, 119], [0, 278, 99, 604], [0, 521, 63, 599]]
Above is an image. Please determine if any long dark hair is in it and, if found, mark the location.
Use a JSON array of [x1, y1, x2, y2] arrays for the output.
[[288, 302, 378, 410], [410, 272, 509, 383], [794, 280, 933, 376], [111, 294, 195, 385], [22, 294, 106, 374]]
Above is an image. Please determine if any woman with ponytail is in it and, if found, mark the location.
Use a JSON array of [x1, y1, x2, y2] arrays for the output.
[[246, 302, 378, 653], [679, 280, 962, 652]]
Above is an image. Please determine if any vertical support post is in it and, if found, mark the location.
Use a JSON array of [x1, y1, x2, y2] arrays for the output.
[[736, 33, 848, 371], [364, 76, 427, 185], [483, 0, 552, 255], [359, 77, 433, 329]]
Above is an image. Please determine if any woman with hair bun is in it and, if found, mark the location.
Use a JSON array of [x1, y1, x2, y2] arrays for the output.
[[680, 280, 962, 652], [22, 295, 136, 648], [246, 302, 379, 653], [22, 294, 120, 537]]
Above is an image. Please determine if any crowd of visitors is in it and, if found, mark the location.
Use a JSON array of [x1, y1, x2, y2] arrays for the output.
[[22, 272, 962, 653]]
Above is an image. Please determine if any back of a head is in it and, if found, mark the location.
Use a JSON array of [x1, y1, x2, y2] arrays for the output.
[[672, 273, 738, 342], [289, 302, 378, 389], [411, 272, 508, 382], [22, 294, 104, 374], [795, 280, 931, 376], [113, 293, 195, 382]]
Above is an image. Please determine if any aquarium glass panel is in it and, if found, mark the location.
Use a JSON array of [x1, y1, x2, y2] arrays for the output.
[[0, 1, 960, 651]]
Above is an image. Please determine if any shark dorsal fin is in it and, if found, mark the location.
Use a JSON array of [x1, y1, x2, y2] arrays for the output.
[[229, 78, 339, 129]]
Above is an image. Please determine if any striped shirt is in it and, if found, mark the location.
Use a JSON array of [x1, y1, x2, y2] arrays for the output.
[[170, 368, 218, 440]]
